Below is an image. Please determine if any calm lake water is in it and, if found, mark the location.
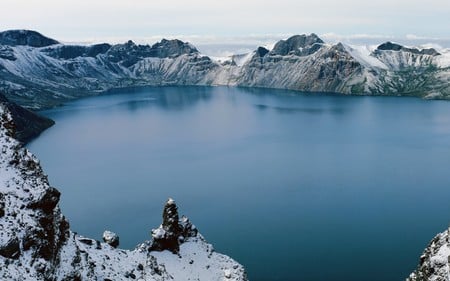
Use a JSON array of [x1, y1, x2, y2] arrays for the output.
[[28, 86, 450, 281]]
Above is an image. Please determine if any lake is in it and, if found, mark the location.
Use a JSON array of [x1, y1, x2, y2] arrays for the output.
[[28, 86, 450, 281]]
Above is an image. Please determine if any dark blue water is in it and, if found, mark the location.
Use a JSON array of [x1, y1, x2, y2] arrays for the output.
[[28, 86, 450, 281]]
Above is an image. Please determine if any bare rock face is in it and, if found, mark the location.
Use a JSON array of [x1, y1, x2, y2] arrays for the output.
[[270, 34, 324, 56], [407, 227, 450, 281], [150, 198, 198, 253], [376, 42, 440, 56]]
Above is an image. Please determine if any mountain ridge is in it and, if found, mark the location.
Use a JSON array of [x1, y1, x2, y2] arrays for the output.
[[0, 30, 450, 110]]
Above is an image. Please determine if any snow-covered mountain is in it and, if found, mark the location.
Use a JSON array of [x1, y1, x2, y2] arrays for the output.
[[407, 227, 450, 281], [0, 102, 247, 280], [1, 30, 450, 110]]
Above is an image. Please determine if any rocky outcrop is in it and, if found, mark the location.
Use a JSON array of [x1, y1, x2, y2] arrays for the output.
[[150, 198, 198, 253], [0, 30, 59, 47], [102, 230, 120, 248], [376, 42, 440, 56], [0, 93, 54, 143], [270, 33, 324, 56], [0, 104, 247, 280], [42, 43, 112, 60], [407, 227, 450, 281], [1, 30, 450, 110]]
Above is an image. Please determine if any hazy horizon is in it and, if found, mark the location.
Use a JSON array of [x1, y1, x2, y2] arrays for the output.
[[2, 0, 449, 47]]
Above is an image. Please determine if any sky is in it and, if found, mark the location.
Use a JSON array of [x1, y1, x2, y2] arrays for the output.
[[1, 0, 450, 52]]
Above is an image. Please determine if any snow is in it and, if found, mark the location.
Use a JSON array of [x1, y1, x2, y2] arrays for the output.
[[152, 235, 246, 281], [408, 228, 450, 281], [343, 44, 388, 69], [152, 226, 166, 239], [103, 230, 119, 243], [436, 49, 450, 68], [232, 52, 253, 67], [3, 34, 450, 108], [167, 198, 175, 205]]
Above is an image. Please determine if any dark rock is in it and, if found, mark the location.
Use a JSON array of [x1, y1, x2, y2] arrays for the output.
[[105, 40, 151, 67], [22, 228, 40, 251], [0, 30, 59, 47], [0, 45, 16, 60], [27, 187, 60, 214], [150, 198, 181, 253], [255, 47, 269, 57], [0, 237, 21, 259], [420, 48, 441, 56], [149, 39, 198, 58], [377, 42, 404, 51], [42, 43, 112, 60], [104, 38, 197, 67], [149, 198, 198, 254], [0, 192, 4, 218], [180, 215, 198, 238], [96, 240, 102, 250], [162, 198, 181, 234], [376, 41, 440, 56], [271, 34, 324, 56], [78, 238, 94, 245], [0, 93, 55, 143]]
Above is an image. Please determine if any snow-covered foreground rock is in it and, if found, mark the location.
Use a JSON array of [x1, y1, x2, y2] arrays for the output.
[[408, 228, 450, 281], [1, 30, 450, 110], [0, 103, 247, 280]]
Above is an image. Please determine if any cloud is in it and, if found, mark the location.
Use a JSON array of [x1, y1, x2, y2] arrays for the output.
[[1, 0, 449, 41]]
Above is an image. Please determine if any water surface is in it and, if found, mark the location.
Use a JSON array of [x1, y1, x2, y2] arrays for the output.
[[28, 86, 450, 281]]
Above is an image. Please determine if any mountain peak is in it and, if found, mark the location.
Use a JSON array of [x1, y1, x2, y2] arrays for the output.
[[271, 33, 324, 56], [376, 41, 440, 56], [0, 30, 59, 47], [151, 38, 198, 57]]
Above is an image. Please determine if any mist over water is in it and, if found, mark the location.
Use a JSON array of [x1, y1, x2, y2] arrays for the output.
[[28, 86, 450, 281]]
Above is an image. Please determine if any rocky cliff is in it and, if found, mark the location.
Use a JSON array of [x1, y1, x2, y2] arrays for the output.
[[0, 93, 54, 143], [407, 227, 450, 281], [1, 30, 450, 110], [0, 103, 247, 280]]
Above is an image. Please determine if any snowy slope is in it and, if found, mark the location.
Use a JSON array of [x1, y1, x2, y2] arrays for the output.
[[408, 227, 450, 281], [0, 103, 247, 281]]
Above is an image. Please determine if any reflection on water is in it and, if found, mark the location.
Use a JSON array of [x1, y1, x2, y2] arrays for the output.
[[29, 86, 450, 281], [254, 104, 347, 114]]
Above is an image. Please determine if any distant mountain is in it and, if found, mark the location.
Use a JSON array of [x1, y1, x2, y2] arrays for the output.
[[0, 30, 450, 109], [0, 30, 59, 47]]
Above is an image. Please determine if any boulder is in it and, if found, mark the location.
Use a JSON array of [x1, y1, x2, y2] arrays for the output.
[[0, 237, 21, 259], [103, 230, 120, 248]]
